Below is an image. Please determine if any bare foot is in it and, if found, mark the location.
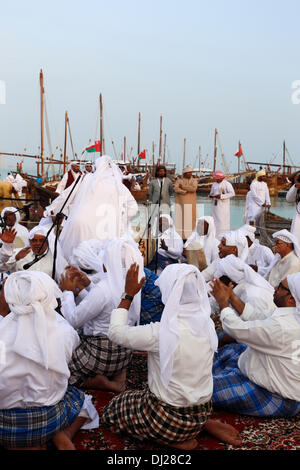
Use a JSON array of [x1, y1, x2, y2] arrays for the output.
[[156, 438, 198, 450], [112, 369, 126, 390], [83, 374, 125, 393], [204, 419, 242, 446], [52, 429, 76, 450]]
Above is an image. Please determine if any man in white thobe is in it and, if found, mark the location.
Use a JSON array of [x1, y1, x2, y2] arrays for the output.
[[286, 172, 300, 246], [245, 170, 271, 231], [210, 171, 235, 235], [265, 229, 300, 287], [238, 224, 274, 274]]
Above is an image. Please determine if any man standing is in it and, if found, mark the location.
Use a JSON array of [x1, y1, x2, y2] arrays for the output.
[[245, 170, 271, 232], [286, 171, 300, 246], [56, 161, 82, 195], [174, 165, 198, 241], [210, 171, 235, 235], [148, 165, 173, 215]]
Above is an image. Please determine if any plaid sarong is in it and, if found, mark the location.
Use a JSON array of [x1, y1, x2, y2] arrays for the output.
[[140, 268, 164, 325], [213, 343, 300, 417], [69, 335, 132, 387], [0, 386, 84, 448], [101, 388, 212, 445]]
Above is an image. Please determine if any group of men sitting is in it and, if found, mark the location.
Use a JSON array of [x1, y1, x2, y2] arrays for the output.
[[0, 181, 300, 451]]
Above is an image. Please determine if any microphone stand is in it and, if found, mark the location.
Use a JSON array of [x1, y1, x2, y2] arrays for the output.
[[23, 174, 82, 276], [154, 179, 163, 275]]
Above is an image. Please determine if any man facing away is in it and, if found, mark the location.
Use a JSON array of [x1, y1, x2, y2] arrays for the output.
[[245, 170, 271, 233], [210, 171, 235, 235]]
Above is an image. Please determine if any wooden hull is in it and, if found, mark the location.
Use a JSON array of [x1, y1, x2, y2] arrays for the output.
[[259, 211, 291, 248]]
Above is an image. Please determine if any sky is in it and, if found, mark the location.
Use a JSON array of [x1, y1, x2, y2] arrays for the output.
[[1, 0, 300, 175]]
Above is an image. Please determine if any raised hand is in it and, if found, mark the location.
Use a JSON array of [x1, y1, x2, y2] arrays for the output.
[[15, 246, 32, 261], [124, 263, 145, 298], [210, 278, 234, 310], [0, 227, 17, 244], [65, 265, 91, 289]]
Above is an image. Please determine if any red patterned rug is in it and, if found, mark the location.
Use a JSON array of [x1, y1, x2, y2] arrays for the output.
[[73, 352, 300, 451]]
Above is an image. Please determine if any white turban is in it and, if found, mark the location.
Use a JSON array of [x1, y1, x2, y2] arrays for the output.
[[1, 206, 21, 225], [219, 230, 249, 261], [214, 254, 274, 293], [69, 239, 105, 282], [151, 213, 182, 241], [273, 229, 300, 258], [238, 224, 256, 244], [28, 225, 48, 241], [3, 271, 68, 375], [287, 272, 300, 325], [155, 264, 218, 389], [102, 234, 144, 325]]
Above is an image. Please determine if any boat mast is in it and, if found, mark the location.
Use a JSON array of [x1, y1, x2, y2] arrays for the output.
[[63, 111, 68, 174], [283, 140, 286, 174], [198, 145, 201, 176], [40, 69, 45, 179], [159, 115, 163, 163], [137, 112, 141, 155], [163, 133, 167, 165], [123, 136, 126, 163], [213, 128, 218, 173], [182, 138, 186, 172], [99, 94, 104, 156]]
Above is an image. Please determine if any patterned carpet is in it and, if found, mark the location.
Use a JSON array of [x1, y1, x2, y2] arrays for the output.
[[73, 352, 300, 451]]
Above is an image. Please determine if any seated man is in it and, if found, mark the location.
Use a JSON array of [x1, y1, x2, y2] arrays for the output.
[[101, 263, 242, 449], [1, 207, 29, 248], [2, 226, 66, 280], [0, 271, 98, 450], [210, 273, 300, 417], [60, 236, 144, 392], [265, 229, 300, 287], [238, 224, 274, 273], [202, 230, 249, 282], [147, 214, 183, 275], [184, 216, 219, 271]]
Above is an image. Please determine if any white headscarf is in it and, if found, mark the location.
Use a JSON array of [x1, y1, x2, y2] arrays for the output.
[[273, 229, 300, 258], [287, 272, 300, 325], [102, 234, 144, 325], [155, 264, 218, 388], [218, 230, 249, 261], [184, 216, 218, 264], [238, 224, 257, 244], [152, 213, 182, 241], [214, 254, 274, 293], [3, 271, 69, 375], [1, 206, 21, 225], [69, 239, 105, 283]]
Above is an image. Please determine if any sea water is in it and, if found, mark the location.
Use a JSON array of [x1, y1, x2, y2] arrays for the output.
[[134, 194, 296, 233]]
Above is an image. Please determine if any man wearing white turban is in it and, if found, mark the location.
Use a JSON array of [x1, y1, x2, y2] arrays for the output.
[[265, 229, 300, 287], [209, 171, 235, 235], [60, 235, 143, 392], [184, 216, 219, 270], [210, 271, 300, 417], [44, 156, 138, 262], [1, 206, 29, 248], [0, 271, 98, 450], [202, 230, 249, 282], [245, 170, 271, 232], [1, 225, 67, 281], [100, 263, 242, 449], [55, 161, 82, 195]]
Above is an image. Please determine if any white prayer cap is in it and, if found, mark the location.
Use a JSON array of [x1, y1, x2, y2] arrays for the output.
[[256, 170, 266, 177], [182, 165, 193, 174], [3, 271, 68, 375], [287, 272, 300, 325], [155, 263, 218, 388], [218, 230, 249, 261], [273, 229, 300, 258], [214, 254, 274, 292], [238, 224, 256, 243], [1, 206, 20, 224]]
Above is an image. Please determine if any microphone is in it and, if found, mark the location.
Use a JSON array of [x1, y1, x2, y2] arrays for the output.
[[23, 258, 40, 270]]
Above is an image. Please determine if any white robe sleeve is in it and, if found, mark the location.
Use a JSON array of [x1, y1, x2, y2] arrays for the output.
[[55, 173, 69, 195], [286, 184, 297, 203], [108, 308, 159, 352], [44, 175, 83, 217], [220, 182, 235, 200]]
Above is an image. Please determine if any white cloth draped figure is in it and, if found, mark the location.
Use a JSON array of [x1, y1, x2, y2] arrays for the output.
[[155, 264, 218, 388], [1, 206, 29, 248], [245, 173, 271, 227], [287, 272, 300, 325], [184, 216, 219, 265], [44, 156, 139, 262], [286, 184, 300, 247], [69, 239, 105, 284], [238, 224, 274, 272], [152, 214, 183, 261]]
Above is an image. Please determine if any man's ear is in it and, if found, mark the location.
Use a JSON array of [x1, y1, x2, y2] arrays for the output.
[[287, 294, 296, 308], [233, 247, 238, 256]]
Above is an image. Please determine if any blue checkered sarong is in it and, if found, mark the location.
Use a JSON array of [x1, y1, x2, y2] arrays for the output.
[[146, 253, 178, 273], [0, 386, 85, 448], [140, 268, 164, 325], [212, 343, 300, 417]]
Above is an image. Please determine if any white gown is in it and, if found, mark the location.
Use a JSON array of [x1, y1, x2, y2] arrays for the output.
[[246, 181, 270, 226], [210, 180, 235, 235], [286, 184, 300, 246]]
